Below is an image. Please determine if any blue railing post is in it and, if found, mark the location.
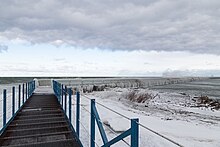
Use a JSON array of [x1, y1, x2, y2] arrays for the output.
[[30, 81, 32, 95], [32, 81, 34, 94], [3, 89, 6, 127], [59, 83, 61, 102], [131, 119, 139, 147], [76, 91, 80, 137], [22, 83, 25, 105], [53, 80, 55, 96], [28, 82, 30, 98], [91, 99, 95, 147], [32, 81, 34, 93], [27, 82, 29, 98], [32, 81, 33, 94], [28, 82, 30, 97], [12, 86, 15, 116], [18, 85, 21, 109], [34, 80, 35, 91], [59, 83, 61, 101], [52, 80, 54, 94], [26, 83, 28, 101], [30, 81, 32, 96], [61, 84, 64, 107], [28, 82, 29, 98], [68, 88, 72, 122], [64, 86, 67, 113], [31, 81, 33, 94]]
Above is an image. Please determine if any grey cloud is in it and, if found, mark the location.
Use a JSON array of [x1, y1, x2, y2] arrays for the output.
[[0, 0, 220, 54], [0, 45, 8, 53]]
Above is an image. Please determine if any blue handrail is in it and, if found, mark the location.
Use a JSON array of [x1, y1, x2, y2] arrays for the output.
[[1, 80, 35, 135], [52, 80, 139, 147], [76, 91, 80, 137], [53, 80, 83, 146], [91, 99, 139, 147]]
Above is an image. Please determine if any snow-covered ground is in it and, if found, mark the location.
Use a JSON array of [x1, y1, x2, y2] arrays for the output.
[[75, 87, 220, 147], [1, 78, 220, 147]]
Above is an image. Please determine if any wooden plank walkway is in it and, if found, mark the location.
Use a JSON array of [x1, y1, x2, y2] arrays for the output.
[[0, 90, 81, 147]]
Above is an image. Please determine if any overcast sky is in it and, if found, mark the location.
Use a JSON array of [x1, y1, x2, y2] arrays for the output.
[[0, 0, 220, 77]]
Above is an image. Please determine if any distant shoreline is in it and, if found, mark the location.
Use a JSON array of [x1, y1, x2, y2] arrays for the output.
[[0, 76, 219, 84]]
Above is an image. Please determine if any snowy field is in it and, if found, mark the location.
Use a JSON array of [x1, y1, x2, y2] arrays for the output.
[[64, 78, 220, 147], [76, 87, 220, 147], [0, 77, 220, 147]]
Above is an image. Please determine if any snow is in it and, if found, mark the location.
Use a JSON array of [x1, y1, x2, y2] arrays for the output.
[[1, 80, 220, 147], [74, 87, 220, 147], [34, 86, 54, 94]]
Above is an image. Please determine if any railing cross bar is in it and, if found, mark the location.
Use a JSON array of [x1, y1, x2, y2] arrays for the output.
[[102, 128, 131, 147]]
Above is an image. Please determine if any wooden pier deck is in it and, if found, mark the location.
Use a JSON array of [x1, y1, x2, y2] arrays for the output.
[[0, 88, 81, 147]]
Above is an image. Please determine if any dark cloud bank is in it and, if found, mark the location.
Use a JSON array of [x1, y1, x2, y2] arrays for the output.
[[0, 0, 220, 54]]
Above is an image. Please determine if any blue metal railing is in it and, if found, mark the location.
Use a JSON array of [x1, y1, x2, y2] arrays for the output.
[[53, 80, 83, 146], [0, 80, 35, 135], [53, 80, 139, 147], [90, 99, 139, 147]]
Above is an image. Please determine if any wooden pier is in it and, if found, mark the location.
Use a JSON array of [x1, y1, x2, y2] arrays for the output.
[[0, 88, 81, 147]]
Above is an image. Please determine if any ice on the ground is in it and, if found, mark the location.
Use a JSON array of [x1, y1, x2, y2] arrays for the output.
[[76, 87, 220, 147], [1, 78, 220, 147]]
